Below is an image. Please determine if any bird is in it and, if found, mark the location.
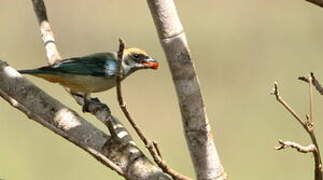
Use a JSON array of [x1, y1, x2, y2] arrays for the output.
[[19, 48, 159, 112]]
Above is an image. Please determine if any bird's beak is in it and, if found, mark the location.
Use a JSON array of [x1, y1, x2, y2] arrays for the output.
[[142, 58, 159, 69]]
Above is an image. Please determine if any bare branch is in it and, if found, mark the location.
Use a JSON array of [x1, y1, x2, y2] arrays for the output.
[[146, 1, 226, 179], [308, 74, 313, 125], [271, 82, 307, 128], [153, 141, 163, 158], [275, 140, 316, 153], [272, 81, 323, 180], [115, 39, 149, 147], [311, 73, 323, 95], [307, 76, 323, 180], [31, 0, 61, 63]]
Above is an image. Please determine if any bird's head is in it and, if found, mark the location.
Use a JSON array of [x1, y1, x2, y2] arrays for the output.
[[121, 48, 159, 75]]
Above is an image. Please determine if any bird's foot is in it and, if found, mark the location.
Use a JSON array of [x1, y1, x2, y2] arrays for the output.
[[82, 102, 91, 113], [82, 97, 110, 114]]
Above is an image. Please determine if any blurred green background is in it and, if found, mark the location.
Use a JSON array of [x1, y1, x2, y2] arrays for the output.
[[1, 0, 323, 179]]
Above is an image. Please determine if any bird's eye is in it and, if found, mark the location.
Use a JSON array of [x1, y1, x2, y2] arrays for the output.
[[132, 54, 140, 59]]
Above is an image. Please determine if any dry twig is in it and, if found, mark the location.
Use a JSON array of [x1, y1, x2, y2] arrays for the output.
[[299, 73, 323, 95], [271, 80, 323, 180], [153, 141, 163, 158], [271, 82, 306, 127], [275, 140, 316, 153]]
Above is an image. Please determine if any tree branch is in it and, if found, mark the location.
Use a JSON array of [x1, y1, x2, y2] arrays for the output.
[[146, 1, 226, 180], [31, 0, 61, 64], [271, 82, 306, 128], [271, 81, 323, 180], [299, 73, 323, 95], [275, 140, 316, 153]]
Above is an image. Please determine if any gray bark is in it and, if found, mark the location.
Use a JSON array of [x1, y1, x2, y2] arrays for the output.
[[147, 0, 226, 179]]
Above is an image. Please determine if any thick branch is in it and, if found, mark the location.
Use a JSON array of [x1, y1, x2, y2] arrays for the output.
[[146, 1, 226, 180]]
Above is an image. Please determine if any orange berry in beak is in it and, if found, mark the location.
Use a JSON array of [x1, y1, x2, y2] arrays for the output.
[[143, 62, 159, 69]]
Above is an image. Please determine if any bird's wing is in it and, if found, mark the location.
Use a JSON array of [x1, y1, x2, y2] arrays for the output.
[[38, 52, 118, 77]]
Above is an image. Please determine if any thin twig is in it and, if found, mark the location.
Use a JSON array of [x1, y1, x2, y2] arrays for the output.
[[308, 76, 323, 180], [271, 82, 306, 128], [308, 74, 314, 126], [153, 141, 163, 158], [115, 39, 149, 145], [275, 140, 316, 153], [299, 72, 323, 95], [311, 73, 323, 95], [116, 39, 191, 180]]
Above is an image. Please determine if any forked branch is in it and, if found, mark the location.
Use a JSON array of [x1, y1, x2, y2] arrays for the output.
[[271, 79, 323, 180]]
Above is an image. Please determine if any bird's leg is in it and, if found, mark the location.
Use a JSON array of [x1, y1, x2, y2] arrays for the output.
[[82, 93, 91, 113], [81, 93, 110, 113], [71, 92, 109, 113], [70, 92, 90, 112]]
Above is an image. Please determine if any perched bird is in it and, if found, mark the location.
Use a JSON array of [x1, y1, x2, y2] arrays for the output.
[[19, 48, 159, 111]]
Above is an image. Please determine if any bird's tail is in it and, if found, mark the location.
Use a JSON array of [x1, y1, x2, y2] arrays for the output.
[[18, 67, 53, 74], [18, 69, 40, 74], [18, 68, 62, 83]]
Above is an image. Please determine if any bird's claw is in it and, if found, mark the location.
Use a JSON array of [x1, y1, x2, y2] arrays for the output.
[[91, 97, 100, 103], [82, 98, 110, 114], [82, 101, 91, 113]]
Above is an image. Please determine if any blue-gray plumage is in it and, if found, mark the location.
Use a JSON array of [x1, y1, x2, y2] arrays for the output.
[[19, 48, 159, 111], [20, 52, 117, 76]]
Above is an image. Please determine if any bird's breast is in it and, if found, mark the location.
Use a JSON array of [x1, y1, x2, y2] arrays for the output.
[[56, 75, 117, 93]]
